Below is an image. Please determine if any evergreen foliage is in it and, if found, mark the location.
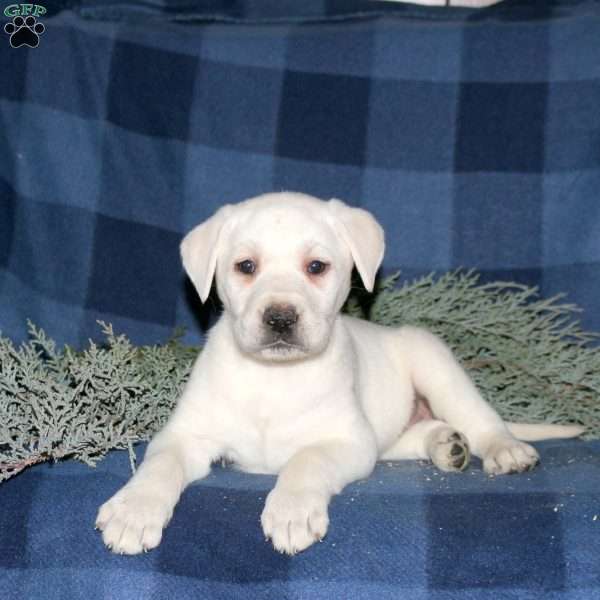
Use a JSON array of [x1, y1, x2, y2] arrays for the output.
[[1, 271, 598, 483]]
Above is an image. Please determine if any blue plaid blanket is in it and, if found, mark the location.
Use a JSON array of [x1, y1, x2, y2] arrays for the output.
[[1, 439, 599, 599], [1, 0, 599, 348], [1, 2, 600, 598]]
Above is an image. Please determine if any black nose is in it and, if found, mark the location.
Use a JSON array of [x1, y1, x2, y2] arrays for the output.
[[263, 304, 298, 334]]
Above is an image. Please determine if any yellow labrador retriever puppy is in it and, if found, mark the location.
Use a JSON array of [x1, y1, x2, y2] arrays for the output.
[[96, 192, 582, 555]]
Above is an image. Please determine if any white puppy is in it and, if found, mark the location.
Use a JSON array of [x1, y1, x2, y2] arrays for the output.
[[96, 192, 583, 555]]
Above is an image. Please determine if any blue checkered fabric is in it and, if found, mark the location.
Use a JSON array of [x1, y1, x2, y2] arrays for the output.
[[1, 0, 599, 348], [1, 4, 600, 595], [1, 439, 599, 599]]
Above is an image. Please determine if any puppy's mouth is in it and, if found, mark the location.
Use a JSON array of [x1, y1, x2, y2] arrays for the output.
[[263, 339, 302, 351], [257, 337, 308, 361]]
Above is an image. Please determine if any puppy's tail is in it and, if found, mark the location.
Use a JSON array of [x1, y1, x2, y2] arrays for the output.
[[506, 422, 585, 442]]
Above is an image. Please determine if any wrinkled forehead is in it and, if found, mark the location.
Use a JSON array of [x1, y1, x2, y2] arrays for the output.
[[227, 204, 341, 258]]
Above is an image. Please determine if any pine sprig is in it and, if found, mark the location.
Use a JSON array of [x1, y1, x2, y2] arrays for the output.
[[0, 270, 598, 483], [0, 321, 196, 483]]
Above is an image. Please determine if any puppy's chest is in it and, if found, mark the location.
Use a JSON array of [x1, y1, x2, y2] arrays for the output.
[[222, 385, 337, 475], [227, 414, 300, 474], [208, 350, 354, 474]]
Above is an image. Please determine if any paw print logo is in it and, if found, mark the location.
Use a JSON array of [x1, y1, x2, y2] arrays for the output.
[[4, 15, 45, 48]]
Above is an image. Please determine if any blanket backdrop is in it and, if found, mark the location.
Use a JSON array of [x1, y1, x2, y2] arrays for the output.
[[1, 0, 600, 347], [1, 0, 599, 598]]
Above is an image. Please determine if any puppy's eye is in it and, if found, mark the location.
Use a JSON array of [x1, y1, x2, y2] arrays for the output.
[[307, 260, 328, 275], [236, 259, 256, 275]]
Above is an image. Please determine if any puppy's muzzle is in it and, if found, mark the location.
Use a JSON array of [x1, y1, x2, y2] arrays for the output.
[[263, 304, 299, 335]]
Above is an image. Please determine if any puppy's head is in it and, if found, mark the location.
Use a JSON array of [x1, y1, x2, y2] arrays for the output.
[[181, 192, 384, 362]]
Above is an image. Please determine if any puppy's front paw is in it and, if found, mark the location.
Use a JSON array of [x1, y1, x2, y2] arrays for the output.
[[261, 487, 329, 555], [95, 486, 172, 554], [482, 436, 539, 475]]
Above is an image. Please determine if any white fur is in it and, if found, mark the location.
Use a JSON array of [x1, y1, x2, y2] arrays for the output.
[[96, 192, 583, 555]]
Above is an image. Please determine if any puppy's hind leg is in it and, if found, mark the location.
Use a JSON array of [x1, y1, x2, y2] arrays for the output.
[[397, 326, 539, 475], [381, 420, 470, 472]]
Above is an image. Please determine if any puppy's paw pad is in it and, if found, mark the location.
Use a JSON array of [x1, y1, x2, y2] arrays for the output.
[[95, 487, 172, 554], [261, 488, 329, 555], [483, 438, 539, 475], [428, 427, 471, 472]]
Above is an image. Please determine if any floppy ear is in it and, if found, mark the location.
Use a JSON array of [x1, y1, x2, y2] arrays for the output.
[[180, 205, 233, 303], [327, 199, 385, 292]]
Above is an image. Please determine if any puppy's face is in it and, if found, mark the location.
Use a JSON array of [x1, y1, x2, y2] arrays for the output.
[[216, 203, 352, 361], [181, 193, 384, 362]]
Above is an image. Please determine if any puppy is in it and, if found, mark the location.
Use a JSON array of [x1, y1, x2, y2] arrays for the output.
[[96, 192, 583, 555]]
